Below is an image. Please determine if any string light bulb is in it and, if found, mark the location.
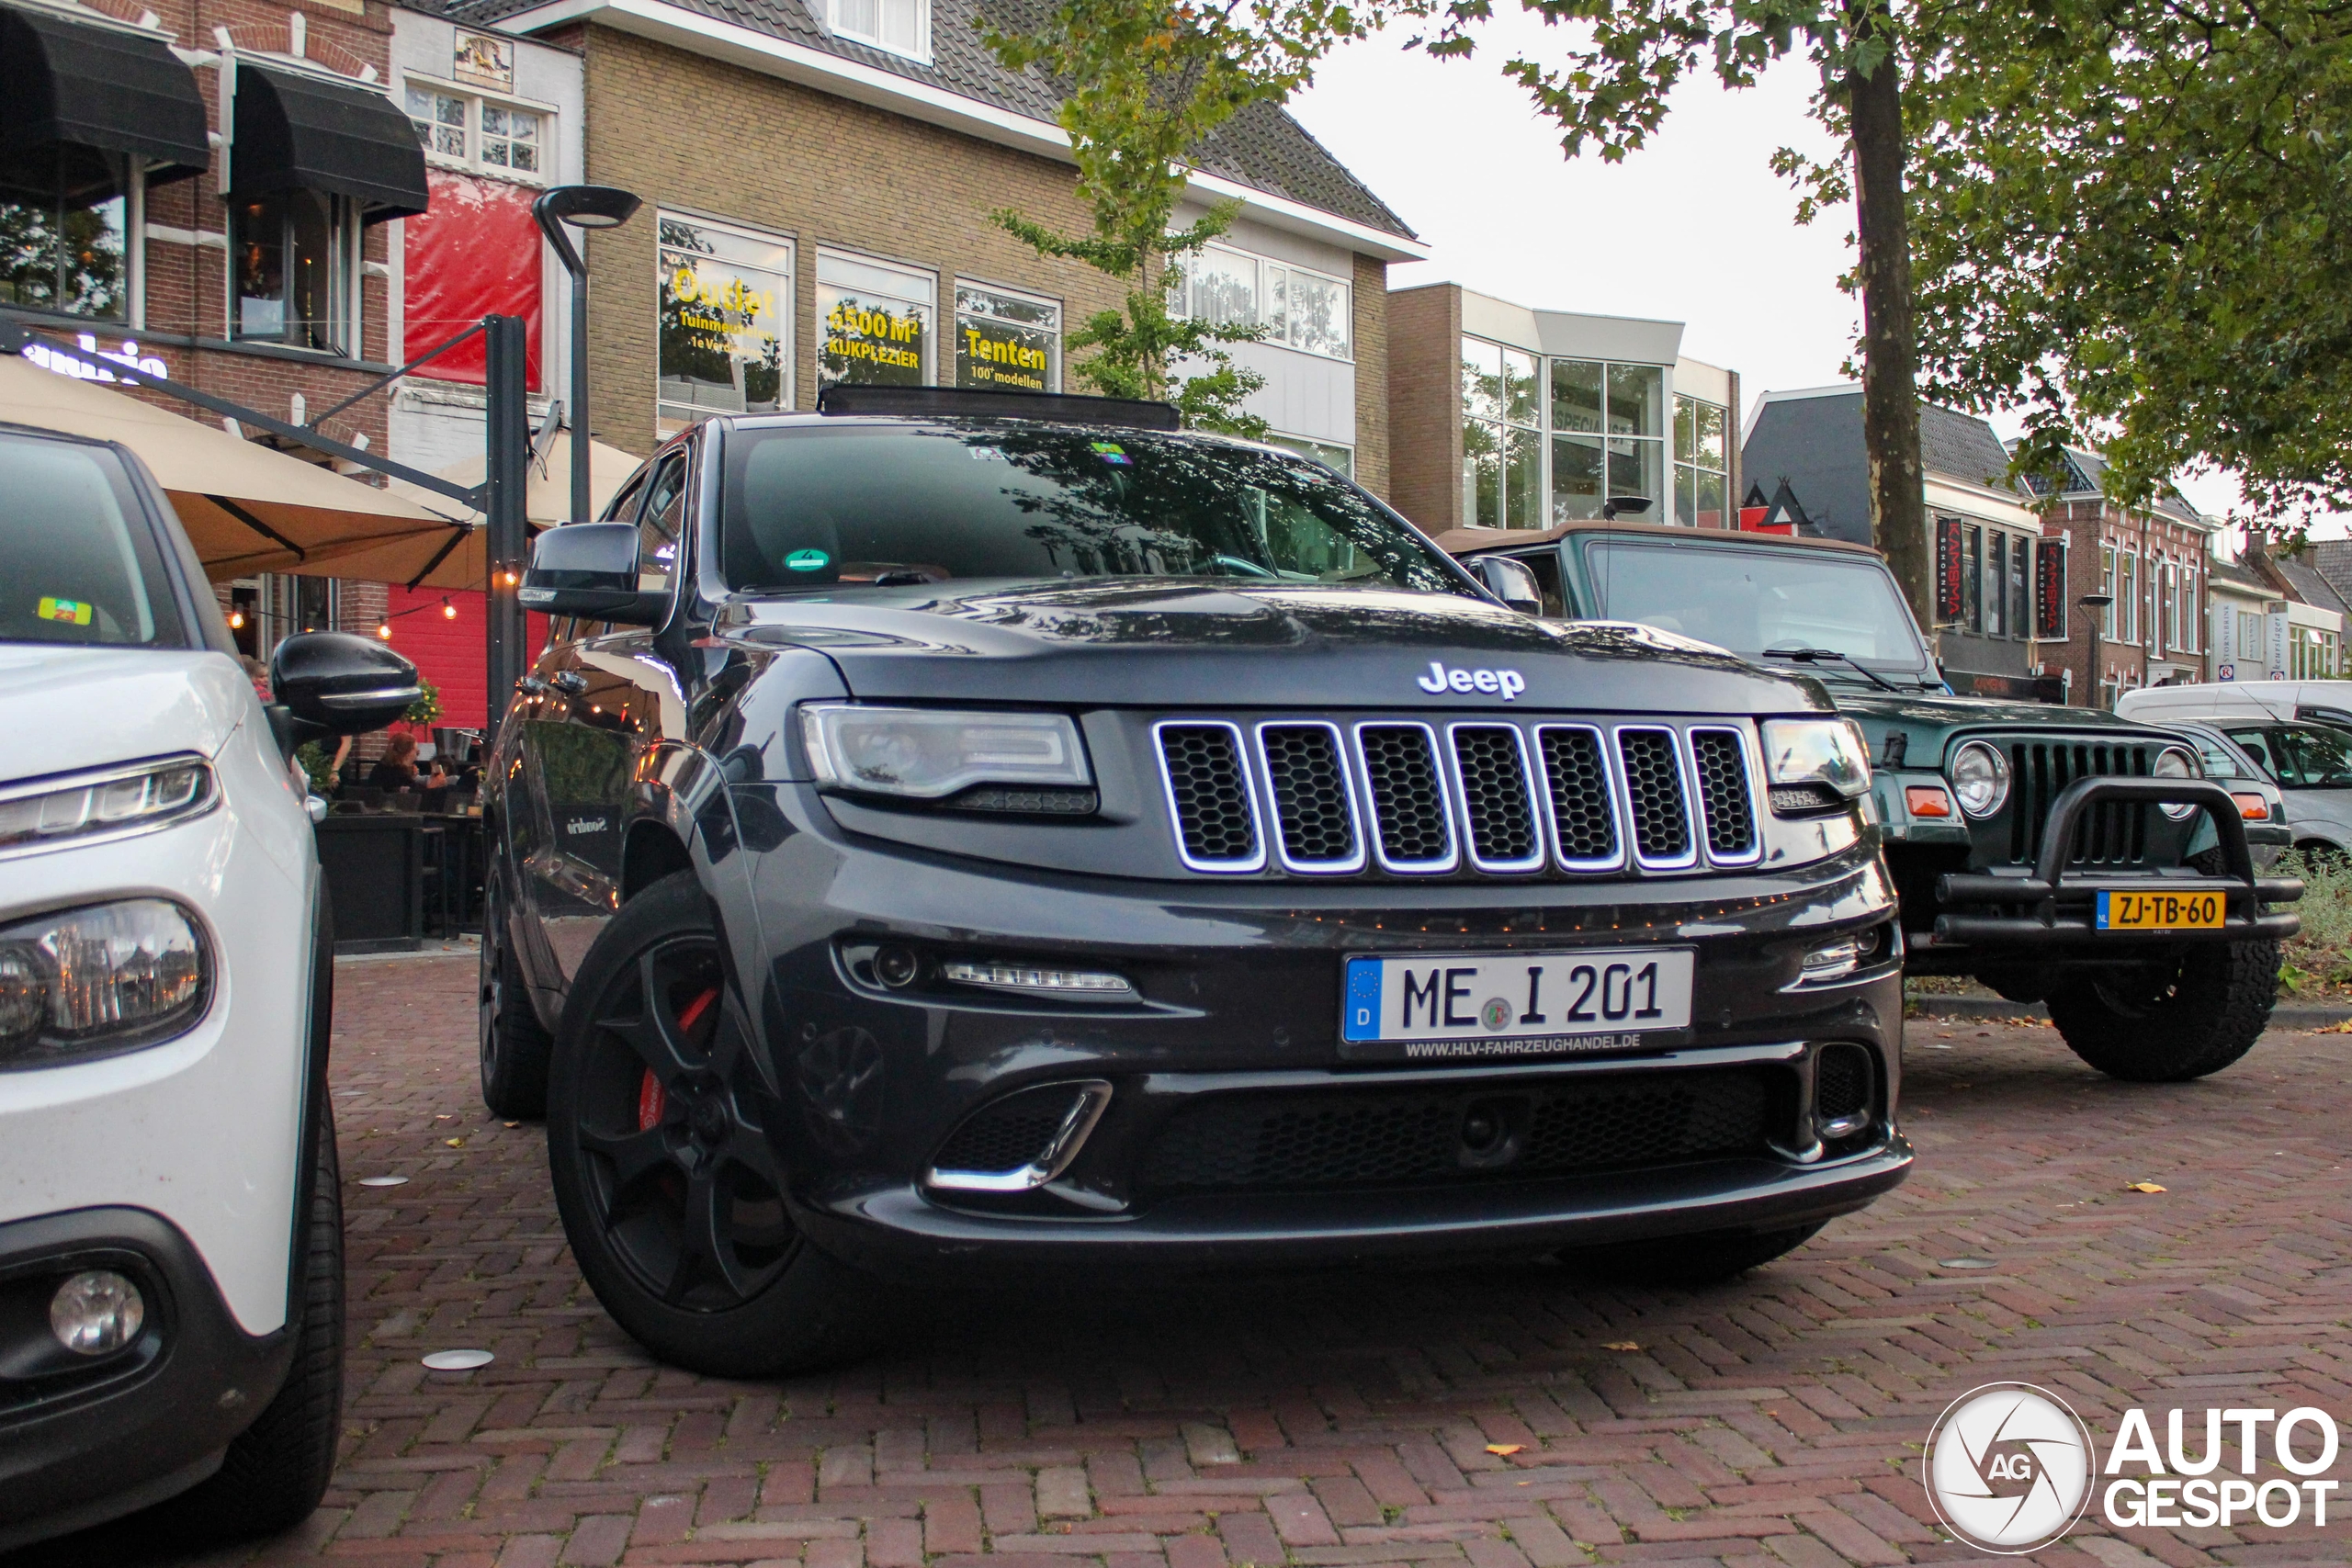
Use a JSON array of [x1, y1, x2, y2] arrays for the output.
[[376, 621, 391, 640], [441, 598, 457, 619], [227, 608, 245, 630], [501, 570, 518, 587]]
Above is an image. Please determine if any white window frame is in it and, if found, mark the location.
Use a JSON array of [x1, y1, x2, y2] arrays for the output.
[[1173, 243, 1352, 363], [821, 0, 932, 62], [817, 246, 937, 389], [1671, 392, 1728, 530], [401, 72, 558, 186], [226, 190, 363, 357], [657, 210, 795, 430], [953, 277, 1061, 394]]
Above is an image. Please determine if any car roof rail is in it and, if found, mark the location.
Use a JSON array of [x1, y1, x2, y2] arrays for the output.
[[813, 384, 1182, 430]]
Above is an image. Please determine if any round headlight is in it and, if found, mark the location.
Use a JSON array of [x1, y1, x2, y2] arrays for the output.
[[2153, 745, 2200, 819], [1949, 740, 2011, 818]]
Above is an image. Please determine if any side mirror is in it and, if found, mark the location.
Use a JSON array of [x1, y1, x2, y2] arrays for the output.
[[271, 631, 421, 745], [1472, 556, 1544, 615], [518, 522, 666, 623]]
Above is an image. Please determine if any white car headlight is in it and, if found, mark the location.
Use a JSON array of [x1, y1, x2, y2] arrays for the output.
[[800, 705, 1091, 800], [0, 758, 214, 860], [0, 899, 209, 1069], [1948, 739, 2011, 818], [2152, 745, 2200, 819], [1760, 717, 1872, 798]]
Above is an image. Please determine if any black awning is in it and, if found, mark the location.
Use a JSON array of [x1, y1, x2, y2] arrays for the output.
[[232, 63, 428, 222], [0, 6, 209, 185]]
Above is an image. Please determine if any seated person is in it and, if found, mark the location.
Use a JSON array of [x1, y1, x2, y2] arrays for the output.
[[366, 733, 448, 793]]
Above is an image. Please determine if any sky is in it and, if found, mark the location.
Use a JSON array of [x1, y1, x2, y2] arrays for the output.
[[1287, 16, 2264, 534]]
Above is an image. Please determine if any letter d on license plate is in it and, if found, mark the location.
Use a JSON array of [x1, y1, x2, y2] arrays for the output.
[[1340, 948, 1696, 1062]]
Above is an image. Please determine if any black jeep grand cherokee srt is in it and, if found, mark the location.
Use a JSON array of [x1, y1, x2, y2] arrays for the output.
[[481, 387, 1911, 1374]]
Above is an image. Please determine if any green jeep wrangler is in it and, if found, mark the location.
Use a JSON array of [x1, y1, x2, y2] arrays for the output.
[[1443, 519, 2300, 1082]]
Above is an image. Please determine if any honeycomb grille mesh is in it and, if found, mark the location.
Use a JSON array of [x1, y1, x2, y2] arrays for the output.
[[1618, 729, 1692, 861], [1262, 725, 1357, 864], [1358, 726, 1453, 864], [1539, 728, 1616, 862], [1136, 1070, 1781, 1192], [1452, 728, 1539, 864], [1815, 1044, 1872, 1125], [933, 1087, 1087, 1174], [1690, 730, 1756, 857], [1159, 725, 1257, 863]]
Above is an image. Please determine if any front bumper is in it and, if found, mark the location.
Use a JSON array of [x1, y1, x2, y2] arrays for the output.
[[0, 1207, 293, 1551], [1932, 776, 2301, 946], [737, 813, 1910, 1275]]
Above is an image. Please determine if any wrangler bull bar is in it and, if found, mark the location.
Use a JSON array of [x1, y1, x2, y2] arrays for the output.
[[1932, 776, 2302, 945]]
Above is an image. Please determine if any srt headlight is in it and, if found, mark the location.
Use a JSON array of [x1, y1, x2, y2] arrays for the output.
[[0, 899, 209, 1070], [0, 758, 214, 859], [2152, 745, 2200, 819], [1760, 717, 1872, 798], [1948, 740, 2011, 818], [800, 705, 1091, 799]]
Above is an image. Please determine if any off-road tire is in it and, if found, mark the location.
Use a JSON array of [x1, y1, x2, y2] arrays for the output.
[[159, 1106, 345, 1541], [1555, 1222, 1826, 1286], [2046, 938, 2279, 1082], [481, 864, 554, 1119], [548, 871, 889, 1377]]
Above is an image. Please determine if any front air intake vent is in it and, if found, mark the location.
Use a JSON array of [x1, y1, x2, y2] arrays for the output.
[[1357, 723, 1456, 872], [1618, 728, 1694, 865], [1156, 722, 1261, 871], [1450, 726, 1544, 872]]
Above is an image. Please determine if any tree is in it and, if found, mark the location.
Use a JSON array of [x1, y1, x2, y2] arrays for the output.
[[1898, 0, 2352, 526], [1411, 0, 1936, 626], [978, 0, 1374, 434]]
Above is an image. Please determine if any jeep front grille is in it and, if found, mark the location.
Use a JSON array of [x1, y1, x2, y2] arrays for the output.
[[2003, 739, 2154, 866], [1153, 717, 1763, 880]]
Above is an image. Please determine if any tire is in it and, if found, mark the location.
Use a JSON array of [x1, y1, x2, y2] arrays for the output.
[[159, 1105, 345, 1541], [1555, 1222, 1826, 1287], [2046, 938, 2279, 1082], [481, 863, 554, 1119], [547, 870, 888, 1377]]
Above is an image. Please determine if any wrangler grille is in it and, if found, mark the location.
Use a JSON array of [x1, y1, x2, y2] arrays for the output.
[[2003, 739, 2154, 866], [1153, 717, 1762, 880]]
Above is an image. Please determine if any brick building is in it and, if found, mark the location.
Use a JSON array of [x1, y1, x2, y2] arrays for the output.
[[427, 0, 1422, 489], [1, 0, 440, 658], [1385, 283, 1738, 534]]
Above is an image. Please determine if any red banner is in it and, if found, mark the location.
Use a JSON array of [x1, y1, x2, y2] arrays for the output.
[[402, 171, 544, 389], [1935, 517, 1964, 623]]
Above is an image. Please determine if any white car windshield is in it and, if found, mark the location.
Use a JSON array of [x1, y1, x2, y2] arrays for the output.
[[1581, 539, 1930, 674]]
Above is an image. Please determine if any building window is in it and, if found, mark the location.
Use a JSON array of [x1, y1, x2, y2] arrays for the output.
[[658, 213, 791, 427], [2101, 545, 2117, 637], [819, 249, 933, 389], [1461, 338, 1538, 528], [2181, 569, 2199, 653], [824, 0, 928, 60], [2239, 609, 2262, 660], [2119, 550, 2138, 644], [1272, 434, 1352, 478], [232, 190, 355, 353], [1671, 394, 1727, 528], [955, 282, 1058, 393], [1173, 244, 1351, 361], [404, 82, 547, 182], [2010, 535, 2030, 639], [0, 148, 132, 319], [1962, 526, 1984, 634], [1552, 358, 1664, 522]]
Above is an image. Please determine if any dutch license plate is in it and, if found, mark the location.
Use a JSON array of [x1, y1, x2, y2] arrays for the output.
[[2096, 888, 2226, 931], [1340, 949, 1696, 1062]]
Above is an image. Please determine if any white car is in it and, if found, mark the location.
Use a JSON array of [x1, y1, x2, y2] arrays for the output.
[[0, 423, 414, 1549]]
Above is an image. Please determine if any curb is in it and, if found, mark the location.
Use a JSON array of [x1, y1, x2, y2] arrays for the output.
[[1911, 994, 2352, 1030]]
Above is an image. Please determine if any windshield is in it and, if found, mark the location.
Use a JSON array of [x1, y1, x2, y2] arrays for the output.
[[0, 430, 181, 648], [2229, 724, 2352, 789], [1579, 539, 1929, 674], [721, 423, 1466, 595]]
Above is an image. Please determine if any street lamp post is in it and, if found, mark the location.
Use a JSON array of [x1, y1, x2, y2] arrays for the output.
[[2079, 593, 2114, 708], [533, 185, 644, 523]]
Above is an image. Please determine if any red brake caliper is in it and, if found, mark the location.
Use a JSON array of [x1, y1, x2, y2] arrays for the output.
[[637, 987, 719, 1132]]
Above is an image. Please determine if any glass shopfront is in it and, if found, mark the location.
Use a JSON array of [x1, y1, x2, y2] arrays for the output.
[[819, 249, 933, 389], [955, 281, 1058, 392], [1463, 335, 1668, 528], [658, 212, 791, 427]]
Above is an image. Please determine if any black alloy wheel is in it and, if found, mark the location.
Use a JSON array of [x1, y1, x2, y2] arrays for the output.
[[548, 871, 886, 1375], [480, 866, 553, 1118]]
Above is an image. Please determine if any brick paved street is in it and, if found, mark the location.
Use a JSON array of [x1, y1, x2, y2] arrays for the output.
[[37, 954, 2352, 1567]]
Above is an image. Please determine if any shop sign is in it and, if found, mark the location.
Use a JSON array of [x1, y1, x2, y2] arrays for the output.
[[454, 29, 514, 90], [2035, 536, 2068, 638], [658, 216, 789, 421], [823, 296, 925, 382], [956, 283, 1059, 394], [24, 333, 167, 384], [1934, 517, 1965, 623]]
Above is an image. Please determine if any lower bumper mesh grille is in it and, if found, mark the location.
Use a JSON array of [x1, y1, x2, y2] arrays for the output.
[[1136, 1069, 1785, 1193]]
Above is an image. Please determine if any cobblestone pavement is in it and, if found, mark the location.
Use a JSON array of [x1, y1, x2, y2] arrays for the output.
[[41, 956, 2352, 1567]]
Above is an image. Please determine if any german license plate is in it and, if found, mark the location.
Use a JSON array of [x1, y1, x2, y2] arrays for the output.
[[2096, 888, 2226, 931], [1340, 949, 1695, 1062]]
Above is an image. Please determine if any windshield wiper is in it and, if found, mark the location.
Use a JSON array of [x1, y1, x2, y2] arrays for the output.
[[1761, 646, 1903, 694]]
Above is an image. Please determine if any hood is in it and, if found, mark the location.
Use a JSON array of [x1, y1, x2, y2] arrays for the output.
[[1834, 686, 2174, 758], [718, 579, 1834, 716], [0, 645, 255, 785]]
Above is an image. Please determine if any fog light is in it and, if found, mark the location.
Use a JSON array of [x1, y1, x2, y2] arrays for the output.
[[941, 962, 1136, 999], [50, 1269, 143, 1356], [873, 946, 919, 987], [1799, 938, 1863, 985]]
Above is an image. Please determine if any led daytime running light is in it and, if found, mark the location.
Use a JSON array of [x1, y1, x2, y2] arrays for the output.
[[941, 962, 1135, 998], [0, 758, 214, 858]]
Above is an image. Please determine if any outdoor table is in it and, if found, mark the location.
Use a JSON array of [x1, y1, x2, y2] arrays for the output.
[[314, 812, 424, 953]]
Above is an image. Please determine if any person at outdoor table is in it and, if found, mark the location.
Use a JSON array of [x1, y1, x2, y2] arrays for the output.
[[367, 733, 447, 792]]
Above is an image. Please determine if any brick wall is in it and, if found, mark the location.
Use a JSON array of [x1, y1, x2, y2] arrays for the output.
[[1350, 254, 1389, 499], [1385, 283, 1460, 532]]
